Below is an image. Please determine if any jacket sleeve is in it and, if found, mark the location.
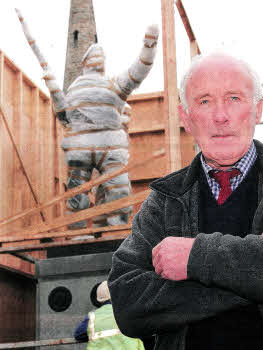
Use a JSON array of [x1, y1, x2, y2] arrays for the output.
[[74, 316, 89, 342], [108, 191, 251, 338], [188, 232, 263, 303]]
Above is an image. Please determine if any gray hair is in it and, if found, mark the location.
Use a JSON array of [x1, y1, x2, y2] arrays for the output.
[[179, 52, 263, 112]]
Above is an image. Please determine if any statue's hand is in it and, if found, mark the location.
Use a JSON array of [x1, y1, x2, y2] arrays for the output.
[[143, 24, 159, 48]]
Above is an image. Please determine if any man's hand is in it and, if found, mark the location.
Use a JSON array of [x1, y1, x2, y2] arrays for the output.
[[152, 237, 195, 281]]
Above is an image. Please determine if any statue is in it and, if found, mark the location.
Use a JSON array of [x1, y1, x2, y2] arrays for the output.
[[16, 9, 159, 228]]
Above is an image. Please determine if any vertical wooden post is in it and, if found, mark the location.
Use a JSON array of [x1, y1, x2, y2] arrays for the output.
[[54, 118, 66, 219], [31, 88, 47, 260], [161, 0, 181, 173], [0, 51, 4, 226], [32, 87, 42, 226], [45, 100, 55, 222], [190, 40, 199, 59], [0, 51, 4, 106], [12, 72, 23, 229], [0, 51, 5, 232]]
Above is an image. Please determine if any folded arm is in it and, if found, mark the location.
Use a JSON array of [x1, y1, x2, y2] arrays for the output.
[[108, 191, 251, 338], [188, 232, 263, 303]]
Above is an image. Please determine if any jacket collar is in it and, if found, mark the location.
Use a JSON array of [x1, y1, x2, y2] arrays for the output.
[[150, 139, 263, 198], [150, 152, 201, 198]]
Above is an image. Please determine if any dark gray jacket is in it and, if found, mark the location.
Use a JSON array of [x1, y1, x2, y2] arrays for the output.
[[108, 139, 263, 350]]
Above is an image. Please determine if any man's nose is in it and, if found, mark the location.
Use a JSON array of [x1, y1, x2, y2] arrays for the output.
[[213, 102, 229, 124]]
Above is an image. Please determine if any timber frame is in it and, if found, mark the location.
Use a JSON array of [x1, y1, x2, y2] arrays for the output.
[[0, 0, 200, 275]]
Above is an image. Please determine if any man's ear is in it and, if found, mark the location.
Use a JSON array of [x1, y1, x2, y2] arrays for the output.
[[178, 104, 191, 133], [255, 98, 263, 124]]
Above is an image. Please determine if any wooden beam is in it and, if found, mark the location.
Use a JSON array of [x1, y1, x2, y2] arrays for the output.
[[11, 252, 37, 263], [176, 0, 201, 58], [5, 189, 150, 236], [176, 0, 201, 54], [0, 149, 164, 228], [127, 91, 164, 102], [190, 39, 200, 59], [55, 116, 67, 219], [128, 124, 165, 134], [0, 52, 4, 224], [0, 51, 4, 105], [31, 86, 42, 226], [161, 0, 181, 173], [0, 224, 132, 244], [0, 230, 131, 254], [0, 338, 81, 349], [0, 104, 46, 222]]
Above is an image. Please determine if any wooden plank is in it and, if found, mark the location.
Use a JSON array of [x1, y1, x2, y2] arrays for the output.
[[18, 80, 46, 260], [128, 93, 164, 133], [0, 52, 8, 230], [38, 98, 46, 216], [53, 117, 63, 218], [128, 124, 165, 134], [130, 132, 166, 180], [175, 0, 201, 59], [12, 72, 23, 228], [0, 230, 131, 255], [0, 149, 164, 228], [11, 252, 37, 264], [0, 338, 80, 349], [190, 39, 200, 58], [176, 0, 201, 51], [0, 104, 46, 222], [5, 72, 37, 266], [180, 129, 196, 168], [53, 117, 68, 234], [0, 51, 4, 104], [0, 224, 132, 244], [31, 87, 42, 226], [128, 91, 164, 102], [7, 189, 150, 236], [39, 99, 54, 221], [161, 0, 181, 173]]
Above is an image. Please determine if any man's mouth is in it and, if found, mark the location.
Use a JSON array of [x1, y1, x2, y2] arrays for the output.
[[212, 134, 234, 138]]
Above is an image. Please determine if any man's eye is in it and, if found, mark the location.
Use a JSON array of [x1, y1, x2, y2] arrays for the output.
[[200, 100, 209, 105], [230, 96, 239, 101]]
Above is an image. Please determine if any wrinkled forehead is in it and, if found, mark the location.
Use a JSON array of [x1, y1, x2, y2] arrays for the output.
[[186, 56, 254, 97]]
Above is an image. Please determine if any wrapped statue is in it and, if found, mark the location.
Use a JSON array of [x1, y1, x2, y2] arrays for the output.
[[16, 9, 159, 228]]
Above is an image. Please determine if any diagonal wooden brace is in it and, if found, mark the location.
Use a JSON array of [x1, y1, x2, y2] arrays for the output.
[[0, 149, 165, 228]]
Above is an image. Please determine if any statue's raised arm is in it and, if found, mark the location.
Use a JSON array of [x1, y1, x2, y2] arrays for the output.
[[114, 24, 159, 99], [15, 8, 69, 125]]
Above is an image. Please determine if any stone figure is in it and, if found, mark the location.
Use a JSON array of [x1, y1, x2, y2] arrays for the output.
[[16, 9, 159, 228]]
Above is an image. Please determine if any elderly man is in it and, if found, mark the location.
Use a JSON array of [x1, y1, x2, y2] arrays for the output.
[[108, 52, 263, 350]]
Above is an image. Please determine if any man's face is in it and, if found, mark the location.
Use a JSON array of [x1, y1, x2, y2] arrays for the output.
[[179, 56, 263, 169]]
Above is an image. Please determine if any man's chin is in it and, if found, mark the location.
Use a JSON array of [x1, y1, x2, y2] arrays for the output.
[[203, 147, 246, 167]]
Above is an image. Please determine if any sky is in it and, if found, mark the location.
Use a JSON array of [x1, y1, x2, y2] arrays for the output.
[[2, 0, 263, 138]]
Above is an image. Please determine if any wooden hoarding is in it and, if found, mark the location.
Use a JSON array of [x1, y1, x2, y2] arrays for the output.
[[0, 52, 196, 274], [0, 51, 67, 275]]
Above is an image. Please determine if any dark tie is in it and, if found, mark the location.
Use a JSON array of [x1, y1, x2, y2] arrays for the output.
[[210, 169, 241, 205]]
